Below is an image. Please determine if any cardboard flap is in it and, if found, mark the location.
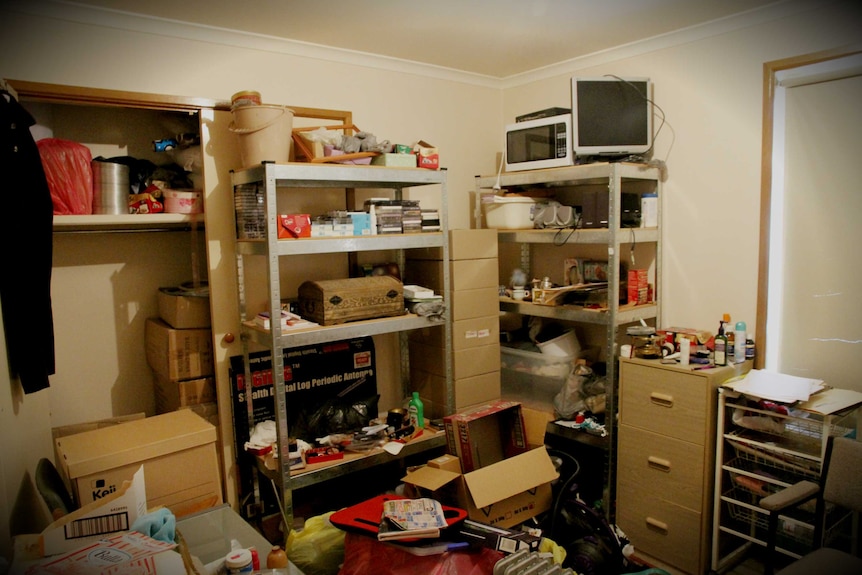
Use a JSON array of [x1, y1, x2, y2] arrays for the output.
[[402, 465, 460, 491], [462, 448, 558, 510]]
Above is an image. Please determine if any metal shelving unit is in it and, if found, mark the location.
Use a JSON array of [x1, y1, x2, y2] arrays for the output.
[[231, 161, 452, 527], [474, 162, 662, 517]]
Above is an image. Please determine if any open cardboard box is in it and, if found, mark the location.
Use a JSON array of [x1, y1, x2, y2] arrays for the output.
[[402, 447, 557, 529], [407, 400, 558, 529]]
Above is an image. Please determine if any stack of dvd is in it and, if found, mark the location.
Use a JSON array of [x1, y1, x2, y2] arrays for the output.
[[365, 199, 403, 234], [401, 200, 422, 233], [421, 209, 440, 232], [234, 183, 266, 239]]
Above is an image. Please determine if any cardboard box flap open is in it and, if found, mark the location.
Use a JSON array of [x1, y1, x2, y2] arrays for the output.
[[403, 465, 460, 492], [463, 448, 558, 509]]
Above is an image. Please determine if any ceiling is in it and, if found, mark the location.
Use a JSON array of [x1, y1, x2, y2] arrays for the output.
[[63, 0, 783, 78]]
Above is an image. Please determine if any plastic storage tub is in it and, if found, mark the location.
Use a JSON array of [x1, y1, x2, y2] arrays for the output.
[[500, 343, 574, 411], [482, 195, 538, 229]]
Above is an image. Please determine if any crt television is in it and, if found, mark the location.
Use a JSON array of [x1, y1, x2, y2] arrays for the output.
[[570, 76, 652, 157]]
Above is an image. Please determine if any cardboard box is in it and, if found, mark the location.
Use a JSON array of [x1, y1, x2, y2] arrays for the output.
[[371, 152, 417, 168], [158, 287, 211, 329], [409, 315, 499, 351], [411, 369, 501, 419], [153, 373, 216, 411], [443, 400, 527, 473], [182, 401, 219, 428], [427, 454, 461, 473], [450, 287, 500, 320], [409, 340, 500, 380], [407, 258, 499, 291], [145, 318, 214, 382], [55, 410, 222, 517], [403, 447, 557, 529], [414, 140, 439, 170], [408, 229, 499, 261], [40, 465, 147, 557]]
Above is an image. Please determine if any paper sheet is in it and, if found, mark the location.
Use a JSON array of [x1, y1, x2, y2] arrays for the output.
[[729, 369, 825, 403]]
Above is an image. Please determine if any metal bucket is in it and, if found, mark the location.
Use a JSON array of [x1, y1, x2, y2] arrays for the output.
[[92, 160, 130, 215]]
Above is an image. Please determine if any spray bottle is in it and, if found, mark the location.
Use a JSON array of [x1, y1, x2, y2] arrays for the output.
[[734, 321, 747, 364]]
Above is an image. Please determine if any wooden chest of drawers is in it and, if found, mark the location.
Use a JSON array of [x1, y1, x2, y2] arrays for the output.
[[616, 358, 749, 574]]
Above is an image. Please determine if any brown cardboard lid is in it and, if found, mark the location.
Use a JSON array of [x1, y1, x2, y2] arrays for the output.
[[56, 410, 216, 479], [462, 447, 558, 509]]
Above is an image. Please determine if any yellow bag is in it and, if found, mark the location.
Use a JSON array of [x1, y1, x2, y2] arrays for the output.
[[284, 511, 345, 575]]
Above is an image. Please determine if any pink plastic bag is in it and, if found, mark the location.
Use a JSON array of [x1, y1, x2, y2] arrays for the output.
[[37, 138, 93, 215]]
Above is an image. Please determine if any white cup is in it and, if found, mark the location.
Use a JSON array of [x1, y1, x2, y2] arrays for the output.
[[512, 287, 526, 300], [620, 344, 632, 358]]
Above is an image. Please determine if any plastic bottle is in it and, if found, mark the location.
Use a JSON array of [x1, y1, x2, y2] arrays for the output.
[[723, 313, 734, 359], [714, 320, 727, 366], [734, 321, 747, 364], [679, 337, 691, 366], [745, 335, 756, 361], [225, 549, 253, 574], [408, 392, 424, 429]]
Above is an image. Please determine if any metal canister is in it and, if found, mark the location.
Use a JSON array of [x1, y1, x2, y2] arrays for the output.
[[91, 160, 130, 215]]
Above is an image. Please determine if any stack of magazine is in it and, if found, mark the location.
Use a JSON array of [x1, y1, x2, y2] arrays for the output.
[[377, 498, 448, 541]]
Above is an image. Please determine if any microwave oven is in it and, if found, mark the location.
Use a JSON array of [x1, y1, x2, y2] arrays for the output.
[[504, 113, 573, 172]]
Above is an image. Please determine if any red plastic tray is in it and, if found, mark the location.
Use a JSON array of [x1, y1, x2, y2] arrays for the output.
[[330, 494, 467, 542]]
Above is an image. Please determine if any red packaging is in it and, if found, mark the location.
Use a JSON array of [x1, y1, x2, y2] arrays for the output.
[[37, 138, 93, 215], [278, 214, 311, 238]]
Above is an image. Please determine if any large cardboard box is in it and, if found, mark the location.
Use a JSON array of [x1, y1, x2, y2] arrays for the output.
[[411, 369, 501, 419], [407, 258, 499, 291], [443, 400, 528, 473], [409, 315, 499, 351], [409, 340, 500, 380], [157, 287, 211, 329], [153, 373, 216, 411], [55, 410, 222, 518], [145, 318, 214, 381], [450, 287, 500, 321], [403, 447, 558, 529], [409, 229, 498, 261]]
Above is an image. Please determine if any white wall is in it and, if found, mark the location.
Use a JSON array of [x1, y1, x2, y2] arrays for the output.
[[1, 0, 859, 562], [501, 0, 862, 335]]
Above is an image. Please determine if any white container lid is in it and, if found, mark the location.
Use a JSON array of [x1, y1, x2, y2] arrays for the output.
[[484, 195, 538, 204]]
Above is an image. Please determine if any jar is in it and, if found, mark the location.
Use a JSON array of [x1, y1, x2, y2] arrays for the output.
[[627, 325, 661, 359], [225, 548, 254, 574]]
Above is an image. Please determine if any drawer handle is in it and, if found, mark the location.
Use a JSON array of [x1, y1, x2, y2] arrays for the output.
[[647, 456, 671, 472], [649, 392, 674, 408], [646, 516, 669, 534]]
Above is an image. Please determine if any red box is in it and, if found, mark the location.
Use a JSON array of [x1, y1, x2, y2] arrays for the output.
[[627, 268, 648, 305], [414, 141, 439, 170], [278, 214, 311, 238], [443, 400, 527, 473], [305, 446, 343, 463]]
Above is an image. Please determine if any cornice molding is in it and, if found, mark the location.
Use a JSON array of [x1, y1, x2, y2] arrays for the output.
[[9, 0, 817, 90]]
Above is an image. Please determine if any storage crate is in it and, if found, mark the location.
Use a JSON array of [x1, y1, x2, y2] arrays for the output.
[[500, 343, 574, 412]]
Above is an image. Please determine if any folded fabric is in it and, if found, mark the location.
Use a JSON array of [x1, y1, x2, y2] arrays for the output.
[[132, 507, 176, 543]]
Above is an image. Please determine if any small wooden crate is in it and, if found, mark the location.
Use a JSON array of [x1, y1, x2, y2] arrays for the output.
[[298, 276, 405, 325]]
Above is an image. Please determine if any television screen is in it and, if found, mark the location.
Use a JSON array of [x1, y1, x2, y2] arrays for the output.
[[571, 76, 652, 157]]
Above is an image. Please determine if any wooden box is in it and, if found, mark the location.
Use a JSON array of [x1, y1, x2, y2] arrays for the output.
[[298, 276, 405, 325]]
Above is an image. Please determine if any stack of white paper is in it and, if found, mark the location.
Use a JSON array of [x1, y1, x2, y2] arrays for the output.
[[731, 369, 825, 403]]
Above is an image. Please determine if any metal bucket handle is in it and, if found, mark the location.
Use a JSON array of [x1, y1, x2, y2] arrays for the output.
[[228, 106, 287, 135]]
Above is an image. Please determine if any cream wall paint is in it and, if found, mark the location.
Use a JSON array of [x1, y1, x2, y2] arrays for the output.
[[501, 0, 861, 336], [1, 0, 858, 561]]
